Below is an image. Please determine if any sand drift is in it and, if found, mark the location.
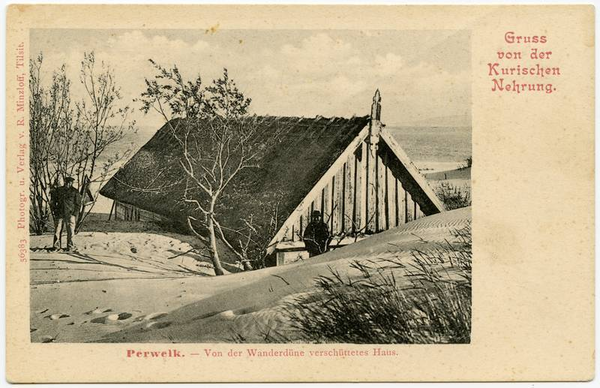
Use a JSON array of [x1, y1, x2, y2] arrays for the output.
[[30, 207, 470, 343]]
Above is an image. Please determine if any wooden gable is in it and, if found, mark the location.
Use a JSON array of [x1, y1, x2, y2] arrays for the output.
[[268, 91, 445, 257]]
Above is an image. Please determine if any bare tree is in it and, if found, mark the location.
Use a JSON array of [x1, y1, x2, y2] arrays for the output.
[[139, 62, 267, 275], [29, 52, 135, 234], [218, 198, 284, 269], [29, 54, 73, 234], [71, 52, 136, 231]]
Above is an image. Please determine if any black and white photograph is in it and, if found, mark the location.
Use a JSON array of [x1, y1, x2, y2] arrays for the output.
[[27, 28, 472, 344]]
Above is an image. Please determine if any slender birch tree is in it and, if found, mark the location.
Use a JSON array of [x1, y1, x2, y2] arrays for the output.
[[139, 61, 262, 275]]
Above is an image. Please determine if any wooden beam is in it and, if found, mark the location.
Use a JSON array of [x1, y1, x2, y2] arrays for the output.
[[303, 201, 312, 239], [352, 150, 359, 234], [341, 162, 347, 232], [386, 154, 396, 229], [367, 144, 377, 233], [323, 180, 331, 230], [402, 184, 408, 223], [108, 201, 115, 221], [344, 155, 354, 234], [374, 151, 379, 231], [330, 174, 336, 232], [359, 142, 367, 233], [415, 201, 423, 220], [336, 167, 344, 234], [394, 178, 400, 226], [314, 189, 323, 215], [293, 211, 302, 241], [377, 150, 387, 231], [406, 191, 415, 222], [332, 169, 344, 235], [413, 199, 418, 221]]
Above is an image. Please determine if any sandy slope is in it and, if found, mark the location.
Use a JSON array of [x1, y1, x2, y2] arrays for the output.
[[98, 207, 471, 343], [29, 230, 245, 343], [30, 208, 470, 343], [425, 166, 471, 181]]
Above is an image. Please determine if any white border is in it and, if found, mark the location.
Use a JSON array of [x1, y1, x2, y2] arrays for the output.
[[1, 1, 596, 387]]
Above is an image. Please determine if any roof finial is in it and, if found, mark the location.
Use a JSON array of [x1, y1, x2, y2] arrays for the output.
[[367, 89, 382, 149], [371, 89, 381, 121]]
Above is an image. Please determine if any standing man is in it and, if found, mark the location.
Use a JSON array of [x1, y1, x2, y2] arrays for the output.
[[49, 176, 63, 248], [303, 210, 331, 257], [52, 176, 81, 251]]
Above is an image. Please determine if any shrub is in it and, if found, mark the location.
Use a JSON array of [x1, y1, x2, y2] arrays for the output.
[[286, 223, 472, 344], [460, 156, 472, 169], [436, 182, 471, 210]]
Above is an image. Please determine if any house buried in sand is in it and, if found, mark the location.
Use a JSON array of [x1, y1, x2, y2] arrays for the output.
[[99, 91, 445, 266]]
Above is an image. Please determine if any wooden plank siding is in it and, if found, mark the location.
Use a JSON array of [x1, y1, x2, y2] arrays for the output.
[[329, 174, 336, 232], [352, 149, 361, 233], [344, 155, 354, 233], [333, 167, 344, 234], [396, 179, 405, 225], [415, 201, 424, 220], [314, 190, 323, 219], [282, 224, 292, 242], [413, 199, 418, 221], [302, 199, 312, 239], [358, 143, 367, 233], [376, 148, 387, 232], [114, 201, 164, 222], [386, 155, 397, 229], [400, 183, 408, 223], [322, 180, 331, 233], [406, 191, 415, 222], [275, 138, 435, 240], [268, 125, 443, 257], [292, 207, 302, 241], [366, 144, 377, 233]]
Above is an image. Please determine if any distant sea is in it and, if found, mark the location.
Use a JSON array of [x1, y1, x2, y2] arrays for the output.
[[388, 126, 472, 172]]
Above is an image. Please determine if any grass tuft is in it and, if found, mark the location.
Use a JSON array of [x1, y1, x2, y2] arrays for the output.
[[285, 223, 472, 344], [436, 182, 471, 210]]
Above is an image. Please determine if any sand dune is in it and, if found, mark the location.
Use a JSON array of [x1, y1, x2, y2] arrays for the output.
[[29, 231, 243, 343], [100, 207, 471, 343], [30, 207, 470, 343]]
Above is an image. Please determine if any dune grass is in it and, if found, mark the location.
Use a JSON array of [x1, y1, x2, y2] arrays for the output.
[[436, 182, 472, 210], [286, 224, 472, 344]]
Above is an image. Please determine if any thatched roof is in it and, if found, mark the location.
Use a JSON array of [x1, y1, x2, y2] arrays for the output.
[[100, 115, 371, 240]]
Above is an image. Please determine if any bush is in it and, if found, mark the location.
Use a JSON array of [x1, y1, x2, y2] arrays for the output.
[[460, 156, 472, 169], [286, 224, 472, 344], [436, 182, 471, 210]]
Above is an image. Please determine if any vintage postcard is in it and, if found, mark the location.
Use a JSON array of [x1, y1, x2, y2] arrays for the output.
[[5, 4, 594, 383]]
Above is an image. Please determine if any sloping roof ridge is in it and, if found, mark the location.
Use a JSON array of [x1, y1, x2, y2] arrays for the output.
[[159, 114, 369, 126], [256, 114, 368, 123]]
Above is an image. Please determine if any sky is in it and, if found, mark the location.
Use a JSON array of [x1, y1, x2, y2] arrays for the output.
[[31, 28, 471, 130]]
